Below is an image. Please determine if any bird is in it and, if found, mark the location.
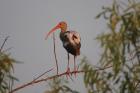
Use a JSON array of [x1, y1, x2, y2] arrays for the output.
[[45, 21, 81, 76]]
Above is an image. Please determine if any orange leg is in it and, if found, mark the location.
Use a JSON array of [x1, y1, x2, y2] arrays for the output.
[[66, 53, 70, 78]]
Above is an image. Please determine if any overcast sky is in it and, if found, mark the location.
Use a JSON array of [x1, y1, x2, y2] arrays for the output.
[[0, 0, 113, 93]]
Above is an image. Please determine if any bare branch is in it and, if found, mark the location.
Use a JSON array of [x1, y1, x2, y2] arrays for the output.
[[32, 68, 54, 82], [9, 65, 112, 93], [53, 33, 59, 74], [0, 36, 10, 52]]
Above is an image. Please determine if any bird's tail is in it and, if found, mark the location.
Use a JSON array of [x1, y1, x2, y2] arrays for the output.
[[76, 49, 80, 56]]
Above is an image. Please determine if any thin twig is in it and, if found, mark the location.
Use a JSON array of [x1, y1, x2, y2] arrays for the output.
[[0, 36, 10, 52], [32, 68, 54, 82], [135, 80, 140, 89], [53, 33, 58, 74], [9, 65, 112, 93], [2, 47, 13, 53]]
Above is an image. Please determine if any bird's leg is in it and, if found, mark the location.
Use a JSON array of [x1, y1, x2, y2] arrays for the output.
[[66, 53, 70, 78], [74, 56, 77, 77]]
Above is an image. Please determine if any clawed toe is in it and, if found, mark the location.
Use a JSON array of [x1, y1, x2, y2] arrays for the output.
[[66, 67, 70, 79]]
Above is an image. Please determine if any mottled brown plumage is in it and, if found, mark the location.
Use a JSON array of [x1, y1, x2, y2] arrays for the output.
[[60, 31, 81, 56]]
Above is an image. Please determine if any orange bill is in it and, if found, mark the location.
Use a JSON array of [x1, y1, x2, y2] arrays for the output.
[[45, 25, 59, 40]]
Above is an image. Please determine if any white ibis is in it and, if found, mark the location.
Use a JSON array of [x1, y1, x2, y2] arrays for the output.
[[45, 21, 81, 76]]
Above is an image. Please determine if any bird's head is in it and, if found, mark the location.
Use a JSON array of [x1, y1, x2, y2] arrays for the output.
[[45, 21, 67, 40]]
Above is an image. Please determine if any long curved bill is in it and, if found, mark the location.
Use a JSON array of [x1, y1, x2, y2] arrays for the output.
[[45, 25, 59, 40]]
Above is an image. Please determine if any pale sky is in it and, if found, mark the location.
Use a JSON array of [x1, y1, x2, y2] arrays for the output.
[[0, 0, 113, 93]]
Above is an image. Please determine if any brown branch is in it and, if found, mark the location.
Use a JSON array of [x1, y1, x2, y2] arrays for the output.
[[53, 33, 58, 74], [135, 79, 140, 89], [32, 68, 54, 82], [0, 36, 10, 52], [9, 65, 112, 93], [9, 71, 83, 93]]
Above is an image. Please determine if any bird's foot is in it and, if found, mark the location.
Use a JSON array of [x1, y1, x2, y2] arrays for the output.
[[73, 66, 78, 77], [66, 67, 70, 79]]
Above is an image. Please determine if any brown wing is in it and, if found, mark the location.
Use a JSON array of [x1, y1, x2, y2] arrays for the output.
[[71, 31, 81, 49]]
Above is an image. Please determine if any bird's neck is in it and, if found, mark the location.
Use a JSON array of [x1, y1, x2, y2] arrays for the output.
[[60, 27, 67, 32], [60, 31, 65, 35], [61, 29, 65, 32], [60, 31, 65, 41]]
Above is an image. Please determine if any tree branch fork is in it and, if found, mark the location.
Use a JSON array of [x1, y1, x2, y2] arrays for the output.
[[9, 65, 112, 93]]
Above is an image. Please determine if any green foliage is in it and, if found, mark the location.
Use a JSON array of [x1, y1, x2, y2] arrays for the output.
[[0, 37, 18, 93], [81, 57, 113, 93], [81, 0, 140, 93], [44, 77, 79, 93]]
